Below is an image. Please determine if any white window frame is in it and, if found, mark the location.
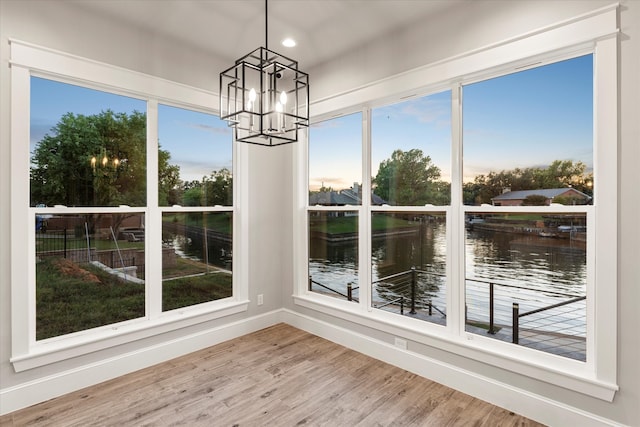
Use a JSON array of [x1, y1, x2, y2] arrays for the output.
[[293, 5, 618, 401], [9, 40, 249, 372]]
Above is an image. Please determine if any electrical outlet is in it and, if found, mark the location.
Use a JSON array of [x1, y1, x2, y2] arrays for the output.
[[394, 337, 407, 350], [257, 294, 264, 305]]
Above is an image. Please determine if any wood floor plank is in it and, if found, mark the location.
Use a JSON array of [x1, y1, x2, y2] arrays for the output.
[[0, 323, 545, 426]]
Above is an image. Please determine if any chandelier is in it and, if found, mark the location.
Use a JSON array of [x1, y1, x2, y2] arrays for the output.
[[90, 148, 119, 171], [219, 0, 309, 146]]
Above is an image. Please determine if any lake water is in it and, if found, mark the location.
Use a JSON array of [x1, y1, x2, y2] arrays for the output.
[[309, 219, 587, 335]]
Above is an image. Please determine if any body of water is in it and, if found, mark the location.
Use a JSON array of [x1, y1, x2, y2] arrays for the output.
[[309, 219, 587, 334]]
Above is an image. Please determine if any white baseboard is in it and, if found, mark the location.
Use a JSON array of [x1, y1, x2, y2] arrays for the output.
[[280, 309, 627, 427], [1, 308, 626, 426], [0, 310, 282, 415]]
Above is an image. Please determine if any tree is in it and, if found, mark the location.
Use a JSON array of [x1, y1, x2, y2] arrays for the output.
[[182, 168, 233, 206], [463, 160, 591, 205], [30, 110, 181, 235], [30, 110, 180, 207], [373, 149, 449, 205], [158, 147, 181, 206], [203, 168, 233, 206], [538, 160, 587, 189]]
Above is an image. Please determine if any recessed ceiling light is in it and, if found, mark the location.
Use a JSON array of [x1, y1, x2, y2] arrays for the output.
[[282, 38, 296, 47]]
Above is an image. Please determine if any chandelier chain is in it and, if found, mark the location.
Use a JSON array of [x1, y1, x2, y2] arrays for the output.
[[265, 0, 268, 51]]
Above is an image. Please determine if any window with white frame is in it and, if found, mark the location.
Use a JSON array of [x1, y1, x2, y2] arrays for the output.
[[30, 78, 148, 340], [308, 112, 362, 302], [11, 41, 246, 370], [370, 91, 451, 325], [158, 104, 233, 312], [306, 56, 593, 353], [462, 55, 593, 361], [297, 5, 618, 400]]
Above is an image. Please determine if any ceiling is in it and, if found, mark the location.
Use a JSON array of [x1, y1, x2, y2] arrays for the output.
[[75, 0, 462, 71]]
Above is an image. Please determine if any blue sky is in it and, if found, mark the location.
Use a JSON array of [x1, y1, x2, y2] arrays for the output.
[[310, 54, 593, 190], [30, 77, 232, 183], [30, 54, 592, 191], [462, 54, 593, 180], [158, 105, 232, 182]]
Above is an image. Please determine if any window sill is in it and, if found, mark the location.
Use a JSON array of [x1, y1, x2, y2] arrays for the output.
[[293, 294, 618, 402], [11, 299, 249, 372]]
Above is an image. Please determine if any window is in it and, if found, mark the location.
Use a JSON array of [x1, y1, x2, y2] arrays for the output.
[[11, 41, 246, 370], [31, 78, 148, 341], [308, 113, 362, 302], [372, 91, 451, 207], [297, 6, 618, 400], [306, 58, 592, 347], [370, 92, 451, 325], [158, 105, 233, 311], [462, 56, 593, 361]]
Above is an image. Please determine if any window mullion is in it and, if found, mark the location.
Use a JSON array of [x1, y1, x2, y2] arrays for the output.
[[592, 35, 617, 383], [361, 107, 372, 312], [146, 99, 162, 319], [449, 83, 464, 336]]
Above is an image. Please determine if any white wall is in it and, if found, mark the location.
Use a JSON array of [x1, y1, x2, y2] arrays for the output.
[[289, 1, 640, 426], [0, 0, 287, 412], [1, 0, 638, 425]]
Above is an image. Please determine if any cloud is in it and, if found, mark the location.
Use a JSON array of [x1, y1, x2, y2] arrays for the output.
[[309, 176, 353, 191], [372, 96, 451, 128], [186, 122, 231, 135], [401, 98, 451, 126], [174, 158, 232, 183]]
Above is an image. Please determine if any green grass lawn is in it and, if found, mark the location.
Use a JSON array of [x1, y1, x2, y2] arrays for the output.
[[36, 256, 232, 340], [36, 237, 144, 252], [163, 212, 232, 234], [163, 272, 232, 311], [36, 257, 145, 340], [309, 214, 419, 234]]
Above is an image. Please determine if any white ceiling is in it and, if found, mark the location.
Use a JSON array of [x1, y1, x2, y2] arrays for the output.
[[75, 0, 462, 71]]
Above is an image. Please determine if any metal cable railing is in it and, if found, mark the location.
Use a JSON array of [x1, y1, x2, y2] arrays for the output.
[[310, 267, 586, 360], [372, 267, 446, 322], [309, 277, 359, 302], [467, 278, 586, 360]]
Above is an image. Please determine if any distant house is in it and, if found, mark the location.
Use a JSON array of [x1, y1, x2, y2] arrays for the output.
[[491, 188, 592, 206], [309, 183, 387, 206]]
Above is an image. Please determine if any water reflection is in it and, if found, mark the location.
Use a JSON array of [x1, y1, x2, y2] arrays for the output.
[[308, 211, 358, 299], [308, 214, 587, 306], [466, 230, 586, 293], [163, 224, 232, 271]]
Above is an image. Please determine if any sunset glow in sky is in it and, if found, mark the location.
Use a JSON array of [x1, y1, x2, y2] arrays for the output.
[[30, 54, 592, 192], [309, 54, 593, 191]]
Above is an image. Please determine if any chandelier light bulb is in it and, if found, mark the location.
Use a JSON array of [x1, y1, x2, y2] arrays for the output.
[[219, 0, 309, 146]]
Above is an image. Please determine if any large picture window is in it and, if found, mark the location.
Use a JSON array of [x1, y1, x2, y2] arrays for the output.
[[158, 105, 233, 312], [11, 41, 244, 369], [462, 56, 593, 361], [299, 14, 618, 398], [31, 78, 148, 340], [308, 113, 362, 302], [29, 80, 236, 341], [306, 56, 592, 354]]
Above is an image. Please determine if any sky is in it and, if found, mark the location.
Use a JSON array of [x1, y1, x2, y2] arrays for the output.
[[30, 77, 233, 184], [30, 54, 592, 192], [309, 54, 593, 191]]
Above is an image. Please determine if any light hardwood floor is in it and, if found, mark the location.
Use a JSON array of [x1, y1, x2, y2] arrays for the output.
[[0, 323, 545, 426]]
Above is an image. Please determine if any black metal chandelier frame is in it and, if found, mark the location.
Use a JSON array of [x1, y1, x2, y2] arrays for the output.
[[219, 0, 309, 146]]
